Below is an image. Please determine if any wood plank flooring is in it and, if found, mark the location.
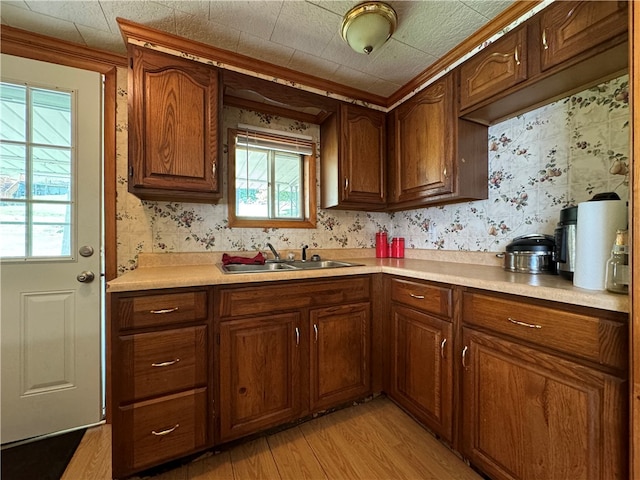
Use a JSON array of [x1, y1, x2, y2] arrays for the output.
[[62, 397, 482, 480]]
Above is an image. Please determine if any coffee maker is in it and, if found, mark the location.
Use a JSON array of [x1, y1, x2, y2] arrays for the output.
[[553, 205, 577, 279]]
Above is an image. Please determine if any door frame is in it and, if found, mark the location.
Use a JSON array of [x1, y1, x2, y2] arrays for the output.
[[0, 26, 126, 423]]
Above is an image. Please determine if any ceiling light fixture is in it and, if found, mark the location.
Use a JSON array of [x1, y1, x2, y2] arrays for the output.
[[341, 2, 397, 55]]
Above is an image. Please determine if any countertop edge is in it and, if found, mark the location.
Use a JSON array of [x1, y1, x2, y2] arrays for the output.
[[107, 258, 629, 314]]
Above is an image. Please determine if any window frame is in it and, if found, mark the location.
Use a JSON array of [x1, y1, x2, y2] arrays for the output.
[[228, 128, 317, 229]]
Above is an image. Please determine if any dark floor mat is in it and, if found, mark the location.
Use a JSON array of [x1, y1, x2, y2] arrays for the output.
[[1, 428, 86, 480]]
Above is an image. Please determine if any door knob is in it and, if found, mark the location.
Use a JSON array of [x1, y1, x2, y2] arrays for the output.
[[77, 271, 95, 283]]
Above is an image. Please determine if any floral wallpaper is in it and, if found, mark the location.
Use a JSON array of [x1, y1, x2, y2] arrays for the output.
[[115, 69, 629, 275]]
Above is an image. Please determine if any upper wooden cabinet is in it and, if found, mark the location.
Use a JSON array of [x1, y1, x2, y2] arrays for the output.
[[128, 45, 222, 203], [321, 103, 386, 210], [460, 0, 628, 124], [460, 26, 528, 111], [539, 1, 628, 71], [388, 73, 488, 210]]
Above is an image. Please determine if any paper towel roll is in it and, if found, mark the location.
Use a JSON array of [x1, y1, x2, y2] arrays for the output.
[[573, 200, 627, 290]]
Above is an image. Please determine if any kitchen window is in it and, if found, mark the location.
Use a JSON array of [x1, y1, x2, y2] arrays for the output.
[[228, 126, 316, 228]]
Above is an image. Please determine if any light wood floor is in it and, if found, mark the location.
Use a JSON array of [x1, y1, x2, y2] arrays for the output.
[[62, 397, 482, 480]]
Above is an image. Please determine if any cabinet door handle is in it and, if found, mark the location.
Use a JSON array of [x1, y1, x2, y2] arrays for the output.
[[514, 45, 521, 65], [295, 327, 300, 346], [151, 358, 180, 368], [542, 29, 548, 50], [150, 307, 179, 314], [508, 317, 542, 329], [344, 177, 349, 190], [313, 324, 318, 343], [409, 293, 425, 299], [443, 167, 448, 178], [461, 345, 469, 368], [151, 424, 179, 436], [440, 338, 447, 359]]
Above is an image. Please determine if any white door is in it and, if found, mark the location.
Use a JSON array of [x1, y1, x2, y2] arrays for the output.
[[0, 54, 103, 444]]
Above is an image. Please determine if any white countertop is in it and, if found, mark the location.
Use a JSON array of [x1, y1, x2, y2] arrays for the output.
[[107, 251, 629, 314]]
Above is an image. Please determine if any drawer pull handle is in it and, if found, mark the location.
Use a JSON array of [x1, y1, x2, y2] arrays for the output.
[[440, 338, 447, 359], [152, 358, 180, 368], [409, 293, 425, 299], [461, 345, 469, 368], [508, 317, 542, 329], [295, 327, 300, 346], [150, 307, 179, 314], [313, 324, 318, 343], [151, 424, 179, 436], [514, 46, 520, 66], [542, 29, 549, 50]]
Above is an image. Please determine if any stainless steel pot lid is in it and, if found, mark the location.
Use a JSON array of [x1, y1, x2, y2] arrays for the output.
[[505, 234, 555, 253]]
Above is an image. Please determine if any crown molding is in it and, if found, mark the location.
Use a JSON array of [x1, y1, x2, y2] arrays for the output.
[[0, 25, 126, 72]]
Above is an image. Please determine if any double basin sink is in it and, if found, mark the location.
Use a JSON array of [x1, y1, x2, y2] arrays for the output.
[[220, 260, 363, 274]]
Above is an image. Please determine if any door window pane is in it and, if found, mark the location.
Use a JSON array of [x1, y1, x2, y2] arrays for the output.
[[0, 83, 26, 142], [31, 88, 71, 146], [0, 201, 26, 257], [0, 144, 26, 200], [31, 147, 71, 200]]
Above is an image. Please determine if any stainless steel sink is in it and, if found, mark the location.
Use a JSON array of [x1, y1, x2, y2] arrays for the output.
[[290, 260, 360, 269], [219, 259, 363, 274], [220, 262, 299, 273]]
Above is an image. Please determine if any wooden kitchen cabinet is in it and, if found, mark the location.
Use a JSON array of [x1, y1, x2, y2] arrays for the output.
[[216, 276, 372, 443], [459, 25, 528, 111], [538, 1, 628, 72], [310, 303, 371, 411], [128, 45, 221, 203], [459, 0, 628, 124], [460, 290, 628, 480], [110, 287, 213, 479], [387, 73, 488, 210], [387, 277, 454, 442], [218, 313, 302, 442], [321, 103, 386, 210]]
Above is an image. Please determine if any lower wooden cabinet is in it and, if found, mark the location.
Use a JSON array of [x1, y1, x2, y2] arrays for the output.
[[310, 303, 371, 411], [110, 287, 213, 479], [389, 304, 453, 442], [460, 327, 627, 480], [218, 313, 302, 441], [216, 277, 372, 443]]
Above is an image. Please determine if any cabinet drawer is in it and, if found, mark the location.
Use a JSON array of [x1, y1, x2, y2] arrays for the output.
[[116, 290, 208, 330], [218, 276, 370, 317], [117, 326, 208, 403], [116, 388, 208, 474], [390, 278, 452, 319], [462, 291, 627, 370]]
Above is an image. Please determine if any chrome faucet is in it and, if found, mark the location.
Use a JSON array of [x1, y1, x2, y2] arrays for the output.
[[302, 245, 309, 261], [266, 242, 280, 261]]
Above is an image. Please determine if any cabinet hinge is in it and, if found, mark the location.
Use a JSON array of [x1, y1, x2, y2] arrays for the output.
[[129, 166, 134, 177], [216, 333, 220, 345], [129, 57, 133, 69]]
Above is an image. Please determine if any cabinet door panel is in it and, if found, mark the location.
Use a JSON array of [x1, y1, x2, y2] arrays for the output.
[[460, 26, 527, 110], [219, 313, 301, 441], [390, 305, 453, 441], [341, 105, 386, 205], [540, 1, 628, 72], [128, 46, 220, 201], [391, 75, 454, 203], [461, 328, 627, 480], [310, 303, 370, 411]]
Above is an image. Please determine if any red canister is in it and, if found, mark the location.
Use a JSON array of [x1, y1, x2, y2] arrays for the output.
[[375, 232, 388, 258], [392, 237, 405, 258]]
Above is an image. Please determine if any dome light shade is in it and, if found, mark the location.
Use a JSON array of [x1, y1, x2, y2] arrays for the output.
[[341, 2, 397, 55]]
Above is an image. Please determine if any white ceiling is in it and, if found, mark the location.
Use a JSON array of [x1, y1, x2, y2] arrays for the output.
[[0, 0, 516, 98]]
